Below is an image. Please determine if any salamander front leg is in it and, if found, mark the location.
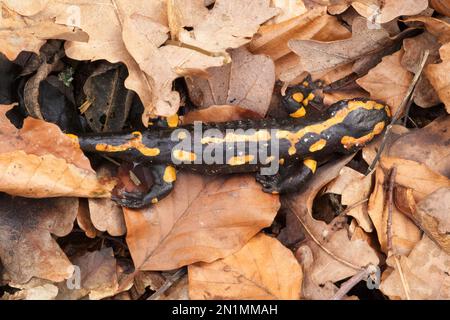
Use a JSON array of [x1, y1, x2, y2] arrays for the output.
[[256, 159, 317, 194], [113, 165, 177, 208]]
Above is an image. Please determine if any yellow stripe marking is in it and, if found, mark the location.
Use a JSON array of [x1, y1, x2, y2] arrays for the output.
[[163, 166, 177, 183], [151, 198, 158, 204], [66, 134, 79, 143], [228, 155, 255, 166], [167, 114, 179, 128], [341, 121, 386, 149], [309, 139, 327, 152], [95, 131, 160, 156], [276, 100, 385, 154], [303, 159, 317, 173]]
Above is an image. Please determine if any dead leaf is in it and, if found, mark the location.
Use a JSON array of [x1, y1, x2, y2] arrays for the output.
[[325, 167, 374, 232], [0, 194, 78, 284], [351, 0, 428, 24], [182, 105, 262, 125], [87, 199, 126, 237], [380, 156, 450, 202], [357, 50, 413, 114], [188, 233, 302, 299], [270, 0, 307, 23], [177, 0, 279, 54], [404, 16, 450, 44], [430, 0, 450, 16], [388, 116, 450, 178], [0, 104, 116, 198], [380, 235, 450, 299], [284, 157, 380, 285], [289, 17, 391, 74], [367, 168, 422, 255], [124, 173, 280, 271], [186, 47, 275, 117], [426, 43, 450, 114], [4, 278, 58, 300], [57, 248, 118, 300], [3, 0, 49, 16], [413, 187, 450, 254], [0, 4, 88, 60], [76, 199, 101, 239], [402, 32, 441, 108]]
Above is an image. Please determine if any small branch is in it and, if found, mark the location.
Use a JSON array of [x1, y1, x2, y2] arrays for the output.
[[338, 198, 369, 216], [147, 268, 187, 300], [387, 167, 397, 254], [394, 256, 411, 300], [331, 264, 378, 300], [366, 50, 430, 175]]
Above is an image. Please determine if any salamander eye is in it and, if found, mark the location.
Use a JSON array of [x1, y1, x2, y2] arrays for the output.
[[292, 92, 304, 103]]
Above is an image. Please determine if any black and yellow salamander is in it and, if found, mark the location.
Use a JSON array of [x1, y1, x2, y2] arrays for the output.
[[70, 84, 391, 208]]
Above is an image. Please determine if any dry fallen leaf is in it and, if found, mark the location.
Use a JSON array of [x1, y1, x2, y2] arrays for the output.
[[57, 247, 118, 300], [88, 198, 126, 237], [284, 157, 380, 287], [426, 43, 450, 114], [413, 187, 450, 255], [182, 105, 262, 125], [380, 235, 450, 300], [124, 173, 280, 271], [325, 167, 374, 232], [387, 116, 450, 178], [404, 16, 450, 44], [351, 0, 429, 24], [188, 233, 302, 300], [289, 17, 391, 74], [186, 47, 275, 117], [357, 50, 413, 114], [0, 104, 116, 198], [0, 194, 78, 284], [367, 168, 422, 256]]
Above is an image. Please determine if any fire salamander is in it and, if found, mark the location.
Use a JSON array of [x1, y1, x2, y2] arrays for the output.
[[70, 84, 391, 208]]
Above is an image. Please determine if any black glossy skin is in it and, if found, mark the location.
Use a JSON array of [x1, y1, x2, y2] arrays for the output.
[[76, 88, 391, 208]]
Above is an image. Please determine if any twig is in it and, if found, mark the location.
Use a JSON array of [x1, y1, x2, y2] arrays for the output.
[[338, 198, 369, 216], [387, 167, 397, 254], [394, 255, 411, 300], [402, 94, 414, 127], [330, 264, 378, 300], [366, 50, 430, 175], [147, 268, 187, 300]]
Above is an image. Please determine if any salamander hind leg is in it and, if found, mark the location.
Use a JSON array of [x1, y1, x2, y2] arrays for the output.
[[113, 165, 176, 208], [256, 159, 317, 194]]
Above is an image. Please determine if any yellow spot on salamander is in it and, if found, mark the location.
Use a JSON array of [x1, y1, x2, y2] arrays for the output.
[[341, 121, 385, 149], [309, 139, 327, 152], [279, 158, 285, 165], [307, 93, 315, 100], [302, 81, 309, 87], [95, 131, 160, 157], [292, 92, 304, 103], [288, 146, 296, 155], [151, 198, 158, 204], [385, 105, 392, 117], [271, 191, 279, 194], [303, 159, 317, 173], [66, 134, 79, 143], [163, 166, 177, 183], [228, 155, 255, 166], [173, 149, 197, 162], [289, 107, 306, 118], [200, 130, 271, 144], [167, 114, 179, 128]]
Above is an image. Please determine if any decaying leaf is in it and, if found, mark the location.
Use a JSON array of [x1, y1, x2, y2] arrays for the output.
[[57, 248, 118, 300], [325, 167, 374, 232], [426, 43, 450, 114], [88, 198, 126, 237], [0, 194, 78, 283], [289, 17, 391, 74], [186, 47, 275, 117], [367, 168, 422, 256], [124, 173, 280, 271], [182, 105, 262, 125], [284, 157, 380, 286], [380, 235, 450, 300], [357, 50, 413, 114], [188, 233, 302, 300], [0, 104, 116, 198]]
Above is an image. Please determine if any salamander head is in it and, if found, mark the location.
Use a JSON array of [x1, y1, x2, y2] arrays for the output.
[[326, 98, 392, 152]]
